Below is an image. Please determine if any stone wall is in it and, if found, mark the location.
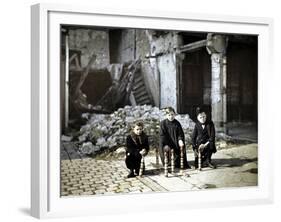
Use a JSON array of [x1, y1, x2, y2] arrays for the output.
[[149, 31, 180, 110], [158, 53, 177, 109], [117, 29, 135, 63], [68, 29, 110, 69]]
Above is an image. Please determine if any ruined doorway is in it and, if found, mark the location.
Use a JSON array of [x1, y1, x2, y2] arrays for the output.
[[227, 40, 258, 123], [180, 48, 211, 120]]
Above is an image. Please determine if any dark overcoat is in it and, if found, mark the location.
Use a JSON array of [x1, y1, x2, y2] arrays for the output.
[[159, 119, 189, 168], [191, 120, 217, 155], [125, 132, 149, 170]]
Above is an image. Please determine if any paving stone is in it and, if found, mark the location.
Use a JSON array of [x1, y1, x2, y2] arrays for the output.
[[66, 182, 76, 187], [71, 190, 83, 195], [106, 187, 119, 192], [82, 176, 93, 180], [82, 181, 92, 185], [130, 182, 143, 187], [119, 185, 131, 190], [81, 191, 94, 195], [129, 187, 142, 192], [69, 178, 80, 183], [84, 187, 94, 192], [66, 186, 77, 191], [119, 182, 131, 186], [103, 180, 115, 185], [80, 185, 90, 189], [119, 188, 130, 193], [114, 179, 126, 184], [107, 183, 119, 188], [67, 173, 78, 177], [96, 185, 107, 190]]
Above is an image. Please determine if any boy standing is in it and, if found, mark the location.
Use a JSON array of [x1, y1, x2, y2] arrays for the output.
[[192, 107, 217, 169], [125, 121, 149, 178]]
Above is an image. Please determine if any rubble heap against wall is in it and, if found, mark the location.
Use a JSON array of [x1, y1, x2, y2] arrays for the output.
[[72, 105, 195, 155]]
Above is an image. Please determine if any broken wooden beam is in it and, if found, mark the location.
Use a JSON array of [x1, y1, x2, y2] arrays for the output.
[[96, 59, 141, 112], [179, 39, 207, 53], [73, 54, 97, 100]]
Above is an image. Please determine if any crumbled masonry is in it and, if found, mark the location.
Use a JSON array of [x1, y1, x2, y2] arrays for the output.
[[72, 105, 194, 154]]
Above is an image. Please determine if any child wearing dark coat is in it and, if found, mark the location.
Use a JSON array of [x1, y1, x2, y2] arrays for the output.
[[125, 121, 149, 178], [192, 107, 217, 169], [159, 107, 191, 169]]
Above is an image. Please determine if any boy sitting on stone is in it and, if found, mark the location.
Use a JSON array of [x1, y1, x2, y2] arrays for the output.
[[192, 107, 217, 169], [159, 107, 191, 169], [125, 121, 149, 178]]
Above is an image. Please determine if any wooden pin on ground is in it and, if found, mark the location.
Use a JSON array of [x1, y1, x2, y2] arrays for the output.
[[180, 145, 184, 175], [171, 149, 175, 175], [139, 155, 145, 177], [198, 150, 202, 171], [164, 150, 168, 177]]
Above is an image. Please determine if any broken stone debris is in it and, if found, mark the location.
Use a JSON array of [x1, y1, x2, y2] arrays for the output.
[[61, 135, 73, 142], [75, 105, 195, 155], [80, 141, 94, 154]]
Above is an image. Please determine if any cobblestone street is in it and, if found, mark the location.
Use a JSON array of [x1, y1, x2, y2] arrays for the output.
[[61, 143, 258, 197]]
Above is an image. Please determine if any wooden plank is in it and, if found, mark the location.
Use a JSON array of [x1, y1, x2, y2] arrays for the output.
[[135, 95, 151, 103], [133, 81, 145, 90], [73, 54, 97, 100], [133, 85, 147, 94], [133, 76, 144, 85], [137, 98, 151, 105], [129, 93, 137, 106], [179, 39, 207, 53], [134, 90, 149, 100]]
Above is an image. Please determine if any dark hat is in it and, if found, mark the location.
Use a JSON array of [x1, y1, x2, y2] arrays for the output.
[[196, 107, 205, 116]]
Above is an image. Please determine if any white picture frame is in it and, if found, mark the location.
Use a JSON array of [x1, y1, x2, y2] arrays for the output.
[[31, 3, 274, 219]]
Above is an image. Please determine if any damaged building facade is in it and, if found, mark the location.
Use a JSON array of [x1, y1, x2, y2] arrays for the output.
[[61, 26, 257, 134]]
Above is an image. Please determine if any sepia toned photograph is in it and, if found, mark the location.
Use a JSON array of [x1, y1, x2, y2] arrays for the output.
[[59, 25, 258, 197]]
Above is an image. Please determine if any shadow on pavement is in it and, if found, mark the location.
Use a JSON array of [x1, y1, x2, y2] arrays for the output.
[[212, 157, 257, 167], [241, 168, 258, 174], [143, 168, 162, 176]]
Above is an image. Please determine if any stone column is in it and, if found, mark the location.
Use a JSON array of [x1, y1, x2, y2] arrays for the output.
[[207, 34, 228, 133], [65, 33, 69, 129]]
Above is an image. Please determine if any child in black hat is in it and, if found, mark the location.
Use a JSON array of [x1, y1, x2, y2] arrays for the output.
[[192, 107, 217, 169]]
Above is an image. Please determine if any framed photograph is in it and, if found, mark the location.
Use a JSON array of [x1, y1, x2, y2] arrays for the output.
[[31, 3, 274, 219]]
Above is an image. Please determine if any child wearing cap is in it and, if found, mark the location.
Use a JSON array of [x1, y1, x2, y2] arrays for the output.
[[192, 107, 217, 169]]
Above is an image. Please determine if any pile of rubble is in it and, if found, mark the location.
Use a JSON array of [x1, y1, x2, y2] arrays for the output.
[[67, 105, 195, 155]]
